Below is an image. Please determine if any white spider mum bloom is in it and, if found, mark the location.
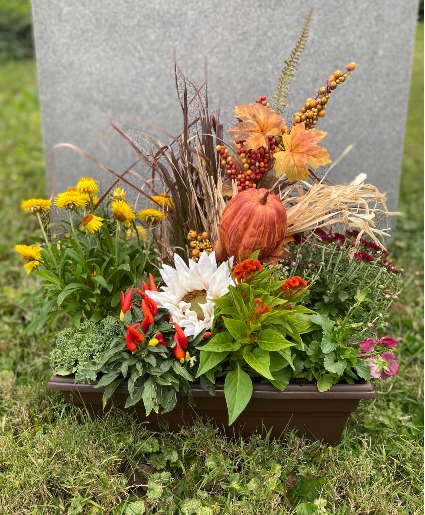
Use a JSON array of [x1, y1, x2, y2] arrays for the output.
[[145, 251, 234, 337]]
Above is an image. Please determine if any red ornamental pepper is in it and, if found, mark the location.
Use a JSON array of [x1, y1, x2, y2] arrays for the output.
[[120, 288, 134, 321], [136, 288, 158, 316], [126, 323, 144, 351], [173, 342, 186, 361], [173, 322, 188, 349], [141, 299, 154, 333], [203, 332, 212, 339], [141, 281, 149, 291], [155, 332, 167, 347]]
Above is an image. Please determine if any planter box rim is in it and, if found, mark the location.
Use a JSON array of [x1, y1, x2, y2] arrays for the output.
[[47, 375, 377, 400]]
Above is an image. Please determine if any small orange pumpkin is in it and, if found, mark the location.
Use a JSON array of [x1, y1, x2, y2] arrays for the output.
[[219, 188, 287, 261]]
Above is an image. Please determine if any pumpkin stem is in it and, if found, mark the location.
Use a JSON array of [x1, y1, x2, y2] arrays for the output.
[[259, 191, 269, 205]]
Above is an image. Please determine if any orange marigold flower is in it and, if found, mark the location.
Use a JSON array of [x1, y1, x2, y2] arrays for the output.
[[281, 276, 308, 293], [233, 259, 263, 283]]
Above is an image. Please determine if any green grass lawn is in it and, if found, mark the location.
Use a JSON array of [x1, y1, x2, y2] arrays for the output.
[[0, 26, 423, 514]]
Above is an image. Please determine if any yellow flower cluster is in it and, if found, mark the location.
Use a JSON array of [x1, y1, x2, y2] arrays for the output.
[[138, 208, 165, 224], [54, 189, 89, 211], [112, 199, 135, 226], [81, 214, 104, 233], [21, 198, 51, 215], [15, 244, 42, 273], [150, 193, 175, 209]]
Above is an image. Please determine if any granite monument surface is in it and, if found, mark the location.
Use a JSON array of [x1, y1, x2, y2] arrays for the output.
[[32, 0, 418, 215]]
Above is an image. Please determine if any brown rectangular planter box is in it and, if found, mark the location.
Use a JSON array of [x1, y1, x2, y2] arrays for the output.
[[47, 375, 377, 445]]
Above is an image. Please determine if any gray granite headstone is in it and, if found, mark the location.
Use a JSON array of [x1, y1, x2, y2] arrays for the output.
[[32, 0, 418, 215]]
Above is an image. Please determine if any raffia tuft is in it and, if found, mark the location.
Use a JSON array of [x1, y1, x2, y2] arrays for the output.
[[280, 180, 401, 251]]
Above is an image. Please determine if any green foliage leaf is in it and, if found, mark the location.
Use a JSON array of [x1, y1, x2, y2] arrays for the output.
[[356, 360, 372, 380], [57, 283, 89, 306], [125, 385, 145, 408], [223, 318, 250, 342], [171, 361, 193, 381], [94, 371, 120, 388], [277, 348, 295, 370], [270, 368, 291, 391], [257, 328, 294, 351], [196, 351, 229, 377], [323, 354, 347, 375], [224, 365, 253, 425], [102, 379, 122, 408], [269, 352, 289, 372], [197, 332, 240, 352], [316, 374, 335, 392], [142, 377, 157, 416], [309, 313, 334, 333], [242, 346, 274, 380], [157, 387, 177, 413]]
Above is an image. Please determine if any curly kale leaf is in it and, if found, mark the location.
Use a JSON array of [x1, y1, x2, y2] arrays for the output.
[[50, 316, 122, 382]]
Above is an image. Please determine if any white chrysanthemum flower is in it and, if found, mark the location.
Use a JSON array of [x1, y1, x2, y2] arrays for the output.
[[145, 251, 234, 337]]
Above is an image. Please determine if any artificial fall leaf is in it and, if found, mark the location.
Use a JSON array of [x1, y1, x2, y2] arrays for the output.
[[274, 123, 331, 182], [228, 103, 286, 150]]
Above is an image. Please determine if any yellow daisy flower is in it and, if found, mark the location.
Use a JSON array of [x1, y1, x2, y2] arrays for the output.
[[15, 244, 42, 262], [112, 187, 126, 200], [76, 177, 99, 195], [24, 260, 41, 273], [21, 198, 51, 215], [111, 199, 135, 226], [126, 226, 148, 241], [138, 208, 165, 224], [150, 193, 175, 209], [54, 189, 88, 211], [81, 214, 103, 233]]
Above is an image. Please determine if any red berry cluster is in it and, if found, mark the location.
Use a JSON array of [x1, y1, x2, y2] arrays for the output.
[[217, 142, 274, 191], [255, 95, 270, 108], [217, 95, 285, 191]]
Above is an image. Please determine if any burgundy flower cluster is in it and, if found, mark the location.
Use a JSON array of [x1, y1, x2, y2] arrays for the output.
[[308, 228, 401, 273]]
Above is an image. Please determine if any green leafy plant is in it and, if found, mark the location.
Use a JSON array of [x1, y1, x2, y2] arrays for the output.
[[287, 229, 402, 338], [195, 259, 316, 424], [16, 178, 159, 331]]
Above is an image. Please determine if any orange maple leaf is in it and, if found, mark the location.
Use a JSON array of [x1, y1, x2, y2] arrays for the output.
[[227, 104, 286, 150], [274, 123, 331, 182]]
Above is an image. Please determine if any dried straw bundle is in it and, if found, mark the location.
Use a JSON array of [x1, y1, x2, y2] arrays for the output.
[[281, 179, 400, 251]]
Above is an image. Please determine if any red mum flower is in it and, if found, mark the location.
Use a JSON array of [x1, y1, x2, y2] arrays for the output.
[[233, 259, 263, 283]]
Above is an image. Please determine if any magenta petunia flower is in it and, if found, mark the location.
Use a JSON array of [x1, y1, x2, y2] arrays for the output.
[[359, 338, 377, 353], [377, 337, 398, 348], [367, 352, 399, 380]]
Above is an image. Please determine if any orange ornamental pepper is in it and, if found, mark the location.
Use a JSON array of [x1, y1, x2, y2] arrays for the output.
[[173, 342, 186, 361], [120, 288, 134, 321], [148, 272, 158, 292], [203, 332, 212, 339]]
